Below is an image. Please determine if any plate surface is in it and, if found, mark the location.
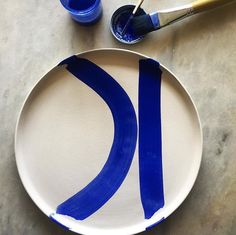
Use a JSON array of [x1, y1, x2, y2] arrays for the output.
[[15, 49, 202, 235]]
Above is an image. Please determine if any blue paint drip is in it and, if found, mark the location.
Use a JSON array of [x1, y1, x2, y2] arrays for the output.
[[56, 56, 138, 220], [50, 215, 70, 230], [150, 12, 160, 29], [146, 217, 165, 230], [139, 59, 164, 219]]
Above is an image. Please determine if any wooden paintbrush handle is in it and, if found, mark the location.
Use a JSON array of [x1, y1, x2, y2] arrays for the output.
[[133, 0, 145, 14], [192, 0, 235, 12]]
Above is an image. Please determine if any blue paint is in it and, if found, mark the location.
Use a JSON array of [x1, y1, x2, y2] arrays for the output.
[[56, 56, 138, 220], [150, 12, 160, 30], [68, 0, 96, 11], [138, 59, 164, 219], [60, 0, 102, 24], [146, 217, 165, 230], [111, 5, 146, 44], [50, 215, 70, 230]]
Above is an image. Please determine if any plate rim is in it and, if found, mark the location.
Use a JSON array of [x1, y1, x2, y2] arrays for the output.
[[14, 48, 203, 235]]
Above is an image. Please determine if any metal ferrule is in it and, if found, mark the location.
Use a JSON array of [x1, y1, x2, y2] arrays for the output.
[[150, 12, 161, 29]]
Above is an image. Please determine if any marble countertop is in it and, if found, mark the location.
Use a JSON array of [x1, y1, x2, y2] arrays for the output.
[[1, 0, 236, 234]]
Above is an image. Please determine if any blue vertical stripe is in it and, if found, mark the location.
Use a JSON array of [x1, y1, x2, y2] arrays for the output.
[[56, 56, 137, 220], [139, 59, 164, 219]]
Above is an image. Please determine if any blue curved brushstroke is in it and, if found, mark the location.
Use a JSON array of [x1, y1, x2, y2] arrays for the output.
[[139, 59, 164, 219], [56, 56, 138, 220]]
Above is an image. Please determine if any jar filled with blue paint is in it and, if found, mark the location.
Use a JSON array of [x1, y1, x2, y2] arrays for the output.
[[60, 0, 103, 25]]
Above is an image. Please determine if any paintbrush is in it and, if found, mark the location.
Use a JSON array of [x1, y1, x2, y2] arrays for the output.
[[121, 0, 145, 36], [132, 0, 235, 36]]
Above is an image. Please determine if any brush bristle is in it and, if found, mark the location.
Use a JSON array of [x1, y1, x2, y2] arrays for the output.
[[131, 14, 155, 36]]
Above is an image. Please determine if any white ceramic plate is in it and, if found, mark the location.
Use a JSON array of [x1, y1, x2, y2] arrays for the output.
[[15, 49, 202, 235]]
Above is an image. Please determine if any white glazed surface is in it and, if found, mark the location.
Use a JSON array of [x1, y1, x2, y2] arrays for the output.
[[1, 0, 236, 234], [15, 49, 202, 235]]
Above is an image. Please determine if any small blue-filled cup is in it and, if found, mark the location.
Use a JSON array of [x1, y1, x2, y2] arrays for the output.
[[60, 0, 103, 25]]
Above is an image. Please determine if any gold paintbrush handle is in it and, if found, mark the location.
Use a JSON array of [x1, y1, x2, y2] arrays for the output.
[[157, 0, 235, 28], [192, 0, 235, 12]]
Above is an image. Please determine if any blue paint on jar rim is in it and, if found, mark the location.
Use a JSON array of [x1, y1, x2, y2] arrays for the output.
[[60, 0, 103, 25], [110, 5, 146, 44]]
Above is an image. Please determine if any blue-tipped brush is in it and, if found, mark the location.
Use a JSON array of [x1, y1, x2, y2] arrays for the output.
[[132, 13, 160, 36], [132, 0, 235, 36], [121, 0, 145, 36]]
